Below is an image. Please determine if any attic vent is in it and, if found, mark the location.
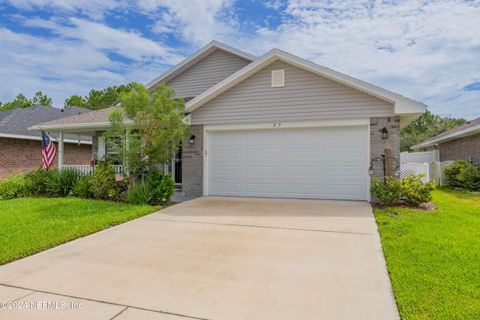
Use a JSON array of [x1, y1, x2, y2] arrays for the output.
[[271, 69, 285, 87]]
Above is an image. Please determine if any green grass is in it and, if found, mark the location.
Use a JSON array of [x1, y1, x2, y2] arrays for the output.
[[0, 197, 158, 265], [374, 188, 480, 319]]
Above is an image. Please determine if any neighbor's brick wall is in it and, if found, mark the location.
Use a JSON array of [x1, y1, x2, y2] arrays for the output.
[[0, 138, 92, 179], [182, 125, 203, 197], [439, 133, 480, 163], [370, 117, 401, 180]]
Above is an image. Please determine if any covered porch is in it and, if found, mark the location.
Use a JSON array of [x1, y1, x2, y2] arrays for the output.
[[28, 107, 183, 192]]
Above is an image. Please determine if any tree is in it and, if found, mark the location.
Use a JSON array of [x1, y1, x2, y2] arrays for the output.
[[32, 91, 53, 106], [105, 83, 187, 181], [64, 83, 133, 110], [64, 95, 86, 108], [401, 110, 466, 151], [0, 92, 53, 112]]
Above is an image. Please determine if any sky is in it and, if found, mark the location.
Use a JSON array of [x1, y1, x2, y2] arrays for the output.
[[0, 0, 479, 119]]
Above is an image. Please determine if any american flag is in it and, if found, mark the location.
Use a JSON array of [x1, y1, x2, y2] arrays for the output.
[[41, 131, 56, 170]]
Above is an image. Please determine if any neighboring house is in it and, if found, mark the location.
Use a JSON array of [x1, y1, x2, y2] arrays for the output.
[[31, 41, 426, 201], [414, 117, 480, 163], [0, 105, 92, 179]]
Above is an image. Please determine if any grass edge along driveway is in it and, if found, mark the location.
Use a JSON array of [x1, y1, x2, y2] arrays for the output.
[[374, 188, 480, 320], [0, 197, 158, 265]]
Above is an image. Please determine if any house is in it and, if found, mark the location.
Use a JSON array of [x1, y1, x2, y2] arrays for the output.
[[0, 105, 92, 179], [30, 41, 426, 201], [414, 117, 480, 163]]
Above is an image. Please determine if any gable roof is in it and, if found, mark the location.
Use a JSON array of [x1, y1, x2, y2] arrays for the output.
[[29, 106, 134, 132], [414, 117, 480, 149], [145, 40, 256, 90], [0, 105, 92, 144], [185, 49, 427, 117]]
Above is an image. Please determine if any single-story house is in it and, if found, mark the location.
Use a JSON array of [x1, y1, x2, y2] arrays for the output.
[[414, 117, 480, 163], [0, 105, 92, 179], [30, 41, 426, 201]]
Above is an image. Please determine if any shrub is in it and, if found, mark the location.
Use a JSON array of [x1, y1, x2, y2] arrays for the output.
[[24, 167, 49, 196], [91, 161, 126, 200], [371, 174, 436, 207], [444, 160, 480, 191], [400, 174, 436, 206], [43, 169, 80, 197], [371, 177, 402, 206], [127, 183, 152, 204], [147, 170, 175, 204], [72, 176, 93, 198], [0, 175, 28, 200]]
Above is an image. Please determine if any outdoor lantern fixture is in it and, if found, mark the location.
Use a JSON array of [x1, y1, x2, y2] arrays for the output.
[[368, 165, 375, 177], [381, 127, 389, 139], [189, 135, 196, 145]]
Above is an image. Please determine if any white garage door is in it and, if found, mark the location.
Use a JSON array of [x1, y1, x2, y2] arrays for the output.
[[207, 126, 369, 200]]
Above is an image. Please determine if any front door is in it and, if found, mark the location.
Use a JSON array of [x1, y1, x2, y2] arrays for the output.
[[174, 147, 182, 183]]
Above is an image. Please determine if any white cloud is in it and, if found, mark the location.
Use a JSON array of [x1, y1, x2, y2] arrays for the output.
[[139, 0, 238, 46], [1, 0, 479, 119], [5, 0, 126, 20], [239, 0, 480, 118], [0, 17, 179, 107]]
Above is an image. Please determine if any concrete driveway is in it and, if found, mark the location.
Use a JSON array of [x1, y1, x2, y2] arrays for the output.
[[0, 197, 399, 320]]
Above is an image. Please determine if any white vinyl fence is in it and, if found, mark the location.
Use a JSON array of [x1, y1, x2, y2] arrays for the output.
[[400, 150, 439, 164], [400, 161, 453, 186]]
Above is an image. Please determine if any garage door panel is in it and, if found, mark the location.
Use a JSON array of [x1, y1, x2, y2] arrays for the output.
[[245, 131, 279, 144], [283, 166, 319, 176], [212, 148, 242, 160], [210, 166, 242, 177], [245, 183, 281, 195], [210, 182, 242, 194], [246, 147, 281, 159], [247, 166, 281, 176], [208, 126, 368, 200]]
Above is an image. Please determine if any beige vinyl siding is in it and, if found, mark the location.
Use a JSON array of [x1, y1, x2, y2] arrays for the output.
[[191, 60, 394, 125], [166, 49, 251, 99]]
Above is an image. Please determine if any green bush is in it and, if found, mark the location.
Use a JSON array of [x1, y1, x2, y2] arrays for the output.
[[371, 174, 436, 207], [24, 167, 49, 196], [91, 161, 126, 200], [0, 175, 28, 200], [147, 170, 174, 204], [43, 169, 80, 197], [400, 174, 436, 206], [371, 177, 402, 206], [127, 183, 152, 204], [444, 160, 480, 191], [72, 176, 93, 198]]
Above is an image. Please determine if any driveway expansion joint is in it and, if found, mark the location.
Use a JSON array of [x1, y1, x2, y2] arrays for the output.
[[145, 218, 372, 235], [0, 283, 210, 320]]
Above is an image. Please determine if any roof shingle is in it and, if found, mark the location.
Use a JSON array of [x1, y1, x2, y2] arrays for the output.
[[0, 105, 92, 142]]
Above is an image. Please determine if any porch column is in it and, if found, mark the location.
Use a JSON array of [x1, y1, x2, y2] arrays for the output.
[[58, 131, 64, 170]]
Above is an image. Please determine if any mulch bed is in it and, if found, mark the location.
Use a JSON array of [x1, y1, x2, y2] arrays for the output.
[[372, 201, 436, 211]]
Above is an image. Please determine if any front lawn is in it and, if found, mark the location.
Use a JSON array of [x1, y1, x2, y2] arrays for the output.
[[374, 188, 480, 319], [0, 197, 158, 265]]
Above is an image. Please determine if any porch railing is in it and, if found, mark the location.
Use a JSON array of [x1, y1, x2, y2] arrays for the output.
[[63, 165, 125, 176]]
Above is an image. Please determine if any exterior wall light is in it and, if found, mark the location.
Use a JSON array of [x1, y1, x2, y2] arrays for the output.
[[189, 135, 196, 145], [381, 127, 389, 139]]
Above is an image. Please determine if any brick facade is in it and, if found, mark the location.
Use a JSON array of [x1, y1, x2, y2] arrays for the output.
[[0, 138, 92, 179], [181, 125, 203, 197], [370, 117, 401, 180], [439, 133, 480, 163]]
